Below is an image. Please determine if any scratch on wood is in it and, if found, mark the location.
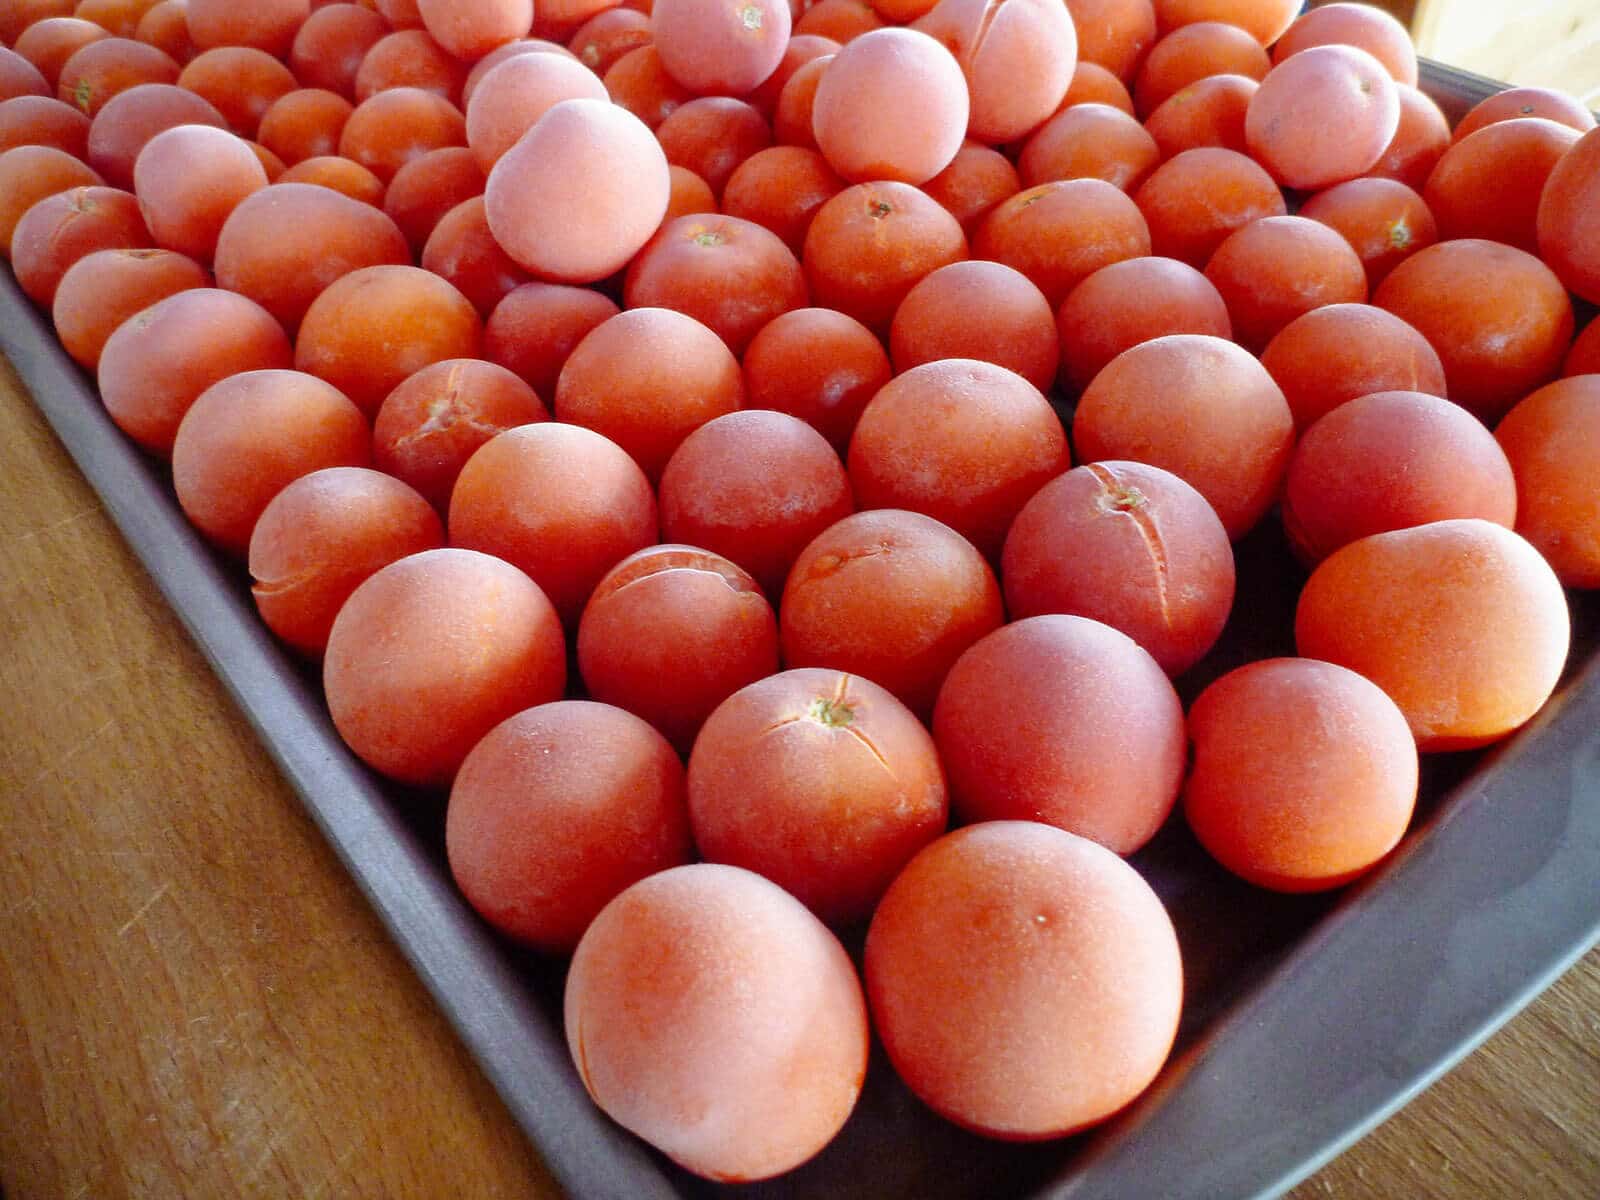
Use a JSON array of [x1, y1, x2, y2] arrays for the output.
[[12, 506, 97, 544], [116, 883, 172, 937], [304, 1142, 360, 1200], [25, 718, 118, 788]]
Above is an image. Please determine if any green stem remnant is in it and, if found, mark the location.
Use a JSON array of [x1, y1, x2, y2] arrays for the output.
[[1108, 485, 1148, 512], [808, 696, 855, 728]]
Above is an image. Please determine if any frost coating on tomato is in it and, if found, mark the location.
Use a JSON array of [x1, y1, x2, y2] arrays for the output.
[[913, 0, 1077, 143], [484, 97, 669, 283], [564, 863, 869, 1182], [417, 0, 534, 63], [812, 28, 968, 185], [865, 821, 1183, 1140], [653, 0, 793, 97], [322, 547, 567, 786]]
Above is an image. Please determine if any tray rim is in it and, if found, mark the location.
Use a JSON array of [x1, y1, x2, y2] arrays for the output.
[[3, 56, 1598, 1200]]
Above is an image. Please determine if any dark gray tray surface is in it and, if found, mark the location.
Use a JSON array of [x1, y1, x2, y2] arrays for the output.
[[4, 58, 1597, 1200]]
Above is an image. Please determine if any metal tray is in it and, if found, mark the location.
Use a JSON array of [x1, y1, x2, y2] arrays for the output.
[[3, 59, 1597, 1200]]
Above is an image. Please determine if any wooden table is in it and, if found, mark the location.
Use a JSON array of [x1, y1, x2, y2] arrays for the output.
[[1, 354, 1596, 1199]]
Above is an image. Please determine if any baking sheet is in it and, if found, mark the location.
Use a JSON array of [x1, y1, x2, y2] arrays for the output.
[[3, 58, 1597, 1200]]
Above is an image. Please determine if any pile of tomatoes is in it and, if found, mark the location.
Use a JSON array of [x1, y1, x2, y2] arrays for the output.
[[2, 0, 1598, 1183]]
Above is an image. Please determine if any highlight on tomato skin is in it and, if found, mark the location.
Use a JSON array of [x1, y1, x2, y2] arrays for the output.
[[484, 98, 670, 284], [564, 863, 870, 1183], [865, 820, 1183, 1140], [1295, 519, 1571, 753], [1183, 657, 1419, 893]]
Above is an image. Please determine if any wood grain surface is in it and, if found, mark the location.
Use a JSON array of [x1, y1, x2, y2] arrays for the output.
[[1, 354, 1596, 1200]]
